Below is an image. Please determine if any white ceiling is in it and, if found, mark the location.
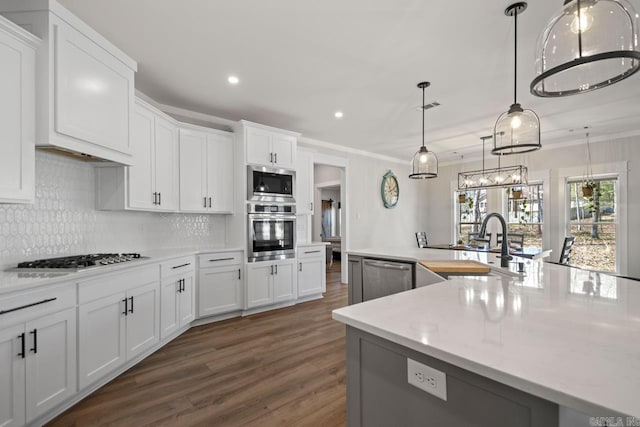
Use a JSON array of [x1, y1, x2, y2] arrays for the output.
[[59, 0, 640, 162]]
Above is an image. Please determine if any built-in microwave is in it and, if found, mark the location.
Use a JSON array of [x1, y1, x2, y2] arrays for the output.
[[248, 165, 295, 203], [247, 204, 296, 262]]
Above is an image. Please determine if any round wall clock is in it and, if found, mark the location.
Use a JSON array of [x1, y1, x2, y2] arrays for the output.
[[381, 170, 399, 208]]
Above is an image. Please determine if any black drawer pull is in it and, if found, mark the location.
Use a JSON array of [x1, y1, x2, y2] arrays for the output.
[[209, 257, 234, 262], [30, 329, 37, 354], [171, 263, 191, 269], [129, 296, 134, 314], [18, 333, 25, 358], [122, 298, 128, 315], [304, 250, 321, 254], [0, 297, 57, 316]]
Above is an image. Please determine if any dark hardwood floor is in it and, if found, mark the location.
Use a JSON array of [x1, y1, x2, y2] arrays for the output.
[[48, 261, 347, 427]]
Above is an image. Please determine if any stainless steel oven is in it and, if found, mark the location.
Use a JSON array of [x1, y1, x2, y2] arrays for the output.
[[248, 165, 295, 203], [248, 204, 296, 262]]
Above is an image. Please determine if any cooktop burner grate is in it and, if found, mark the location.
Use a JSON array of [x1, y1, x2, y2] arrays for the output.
[[14, 253, 142, 270]]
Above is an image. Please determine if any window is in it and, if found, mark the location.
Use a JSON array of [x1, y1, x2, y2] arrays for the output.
[[505, 183, 544, 248], [456, 189, 487, 244], [567, 177, 617, 272]]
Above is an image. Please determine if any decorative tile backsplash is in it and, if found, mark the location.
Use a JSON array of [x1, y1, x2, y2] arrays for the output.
[[0, 151, 227, 269]]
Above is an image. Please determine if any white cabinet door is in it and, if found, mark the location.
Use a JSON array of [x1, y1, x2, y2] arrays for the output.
[[296, 150, 313, 215], [54, 24, 132, 155], [154, 115, 178, 211], [25, 308, 76, 423], [273, 259, 297, 303], [78, 292, 126, 390], [271, 134, 296, 169], [160, 277, 180, 340], [126, 281, 160, 361], [246, 127, 273, 166], [246, 263, 274, 309], [198, 266, 243, 317], [128, 103, 155, 210], [206, 133, 234, 213], [179, 129, 207, 212], [178, 273, 196, 327], [298, 258, 323, 297], [0, 24, 35, 204], [0, 324, 26, 427]]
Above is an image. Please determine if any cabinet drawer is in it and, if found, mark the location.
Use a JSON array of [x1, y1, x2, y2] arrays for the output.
[[161, 256, 195, 278], [198, 252, 242, 268], [0, 282, 76, 326], [79, 265, 158, 304], [298, 246, 326, 260]]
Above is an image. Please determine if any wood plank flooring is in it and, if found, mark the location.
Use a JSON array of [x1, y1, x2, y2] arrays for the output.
[[48, 261, 347, 427]]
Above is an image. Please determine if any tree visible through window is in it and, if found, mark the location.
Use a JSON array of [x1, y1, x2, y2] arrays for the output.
[[456, 189, 487, 243], [506, 184, 543, 248], [567, 177, 617, 272]]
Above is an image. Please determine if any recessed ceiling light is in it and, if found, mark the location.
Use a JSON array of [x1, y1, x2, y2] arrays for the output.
[[228, 75, 239, 85], [334, 111, 344, 119]]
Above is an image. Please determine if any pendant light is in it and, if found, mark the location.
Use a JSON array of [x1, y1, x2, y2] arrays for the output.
[[531, 0, 640, 97], [493, 2, 542, 155], [409, 82, 438, 179]]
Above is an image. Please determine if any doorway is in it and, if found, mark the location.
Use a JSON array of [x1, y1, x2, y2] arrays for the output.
[[311, 158, 348, 284]]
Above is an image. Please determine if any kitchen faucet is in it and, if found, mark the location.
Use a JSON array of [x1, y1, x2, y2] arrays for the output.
[[478, 213, 512, 268]]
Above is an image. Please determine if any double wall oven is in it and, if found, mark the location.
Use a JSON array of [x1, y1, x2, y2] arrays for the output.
[[247, 203, 296, 262]]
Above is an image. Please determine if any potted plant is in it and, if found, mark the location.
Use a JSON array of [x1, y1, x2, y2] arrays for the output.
[[582, 181, 595, 198], [511, 187, 522, 199], [458, 192, 467, 204], [581, 132, 595, 198]]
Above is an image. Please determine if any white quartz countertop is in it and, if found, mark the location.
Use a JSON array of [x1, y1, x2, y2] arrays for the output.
[[0, 247, 244, 294], [334, 247, 640, 418]]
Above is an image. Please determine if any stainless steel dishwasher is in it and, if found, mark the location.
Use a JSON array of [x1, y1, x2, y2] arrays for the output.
[[362, 258, 414, 301]]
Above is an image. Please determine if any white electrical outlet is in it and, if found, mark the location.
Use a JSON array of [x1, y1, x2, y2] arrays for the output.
[[407, 358, 447, 401]]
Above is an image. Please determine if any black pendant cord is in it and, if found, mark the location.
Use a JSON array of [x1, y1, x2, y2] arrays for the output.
[[513, 10, 518, 105], [422, 85, 425, 148], [577, 0, 583, 57]]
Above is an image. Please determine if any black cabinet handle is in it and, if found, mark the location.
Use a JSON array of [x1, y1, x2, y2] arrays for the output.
[[0, 297, 57, 316], [270, 265, 274, 275], [304, 250, 321, 254], [177, 279, 181, 293], [208, 197, 212, 208], [270, 153, 273, 163], [299, 262, 302, 272], [209, 258, 234, 262], [274, 153, 278, 164], [30, 329, 37, 354], [122, 298, 128, 315], [275, 264, 278, 275], [158, 192, 161, 205], [238, 269, 241, 280], [129, 296, 134, 314], [171, 263, 191, 269], [152, 192, 156, 205], [203, 197, 207, 208], [310, 202, 313, 211], [18, 333, 25, 358]]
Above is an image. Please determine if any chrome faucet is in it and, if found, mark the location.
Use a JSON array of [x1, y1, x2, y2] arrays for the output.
[[478, 213, 512, 268]]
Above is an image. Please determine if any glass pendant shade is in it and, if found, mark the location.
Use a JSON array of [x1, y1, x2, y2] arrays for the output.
[[492, 103, 541, 154], [410, 146, 438, 179], [531, 0, 640, 97]]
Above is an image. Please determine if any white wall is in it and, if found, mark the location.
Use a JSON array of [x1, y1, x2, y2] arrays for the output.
[[301, 142, 427, 251], [0, 151, 227, 270], [420, 135, 638, 277]]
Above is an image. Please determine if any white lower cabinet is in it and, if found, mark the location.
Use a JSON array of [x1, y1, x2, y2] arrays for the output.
[[298, 248, 326, 298], [78, 267, 160, 390], [197, 252, 243, 317], [160, 257, 196, 339], [247, 259, 297, 309], [0, 296, 76, 426]]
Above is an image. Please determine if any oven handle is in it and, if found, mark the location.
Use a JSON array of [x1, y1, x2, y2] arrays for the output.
[[248, 215, 296, 220]]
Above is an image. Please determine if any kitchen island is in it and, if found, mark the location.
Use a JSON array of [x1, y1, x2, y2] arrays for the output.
[[333, 247, 640, 426]]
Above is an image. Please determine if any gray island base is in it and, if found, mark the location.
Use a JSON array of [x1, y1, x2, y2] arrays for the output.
[[346, 326, 558, 427]]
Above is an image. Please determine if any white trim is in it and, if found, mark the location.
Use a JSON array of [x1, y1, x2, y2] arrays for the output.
[[559, 161, 628, 275], [316, 179, 341, 189], [238, 120, 301, 137], [299, 136, 408, 165], [0, 14, 41, 47]]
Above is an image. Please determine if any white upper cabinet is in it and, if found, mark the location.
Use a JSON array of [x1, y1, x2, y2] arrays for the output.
[[241, 121, 299, 169], [95, 99, 178, 212], [179, 125, 234, 214], [0, 0, 137, 165], [0, 16, 39, 204], [296, 149, 314, 215]]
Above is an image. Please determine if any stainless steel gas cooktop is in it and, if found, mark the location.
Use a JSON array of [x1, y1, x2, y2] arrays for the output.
[[8, 253, 146, 272]]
